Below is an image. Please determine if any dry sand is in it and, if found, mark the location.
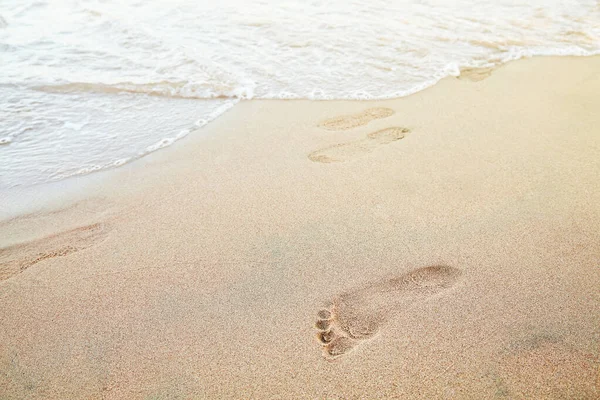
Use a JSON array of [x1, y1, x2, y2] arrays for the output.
[[1, 56, 599, 399]]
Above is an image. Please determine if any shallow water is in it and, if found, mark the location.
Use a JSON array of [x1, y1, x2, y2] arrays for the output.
[[1, 0, 599, 187]]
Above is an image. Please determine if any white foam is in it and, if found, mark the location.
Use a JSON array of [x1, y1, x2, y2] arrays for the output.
[[176, 129, 191, 139], [113, 158, 129, 167], [145, 138, 175, 153]]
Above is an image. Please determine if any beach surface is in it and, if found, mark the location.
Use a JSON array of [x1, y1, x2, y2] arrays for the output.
[[1, 56, 599, 399]]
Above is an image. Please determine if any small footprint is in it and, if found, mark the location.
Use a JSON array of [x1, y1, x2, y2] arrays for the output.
[[458, 67, 493, 82], [0, 223, 108, 282], [315, 265, 462, 360], [309, 127, 409, 163], [319, 108, 394, 131]]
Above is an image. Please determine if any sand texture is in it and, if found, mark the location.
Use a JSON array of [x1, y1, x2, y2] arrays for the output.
[[1, 56, 599, 399]]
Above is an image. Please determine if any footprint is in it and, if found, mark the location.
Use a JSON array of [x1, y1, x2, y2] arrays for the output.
[[319, 108, 394, 131], [458, 67, 493, 82], [309, 127, 409, 163], [315, 265, 462, 360], [0, 223, 108, 282]]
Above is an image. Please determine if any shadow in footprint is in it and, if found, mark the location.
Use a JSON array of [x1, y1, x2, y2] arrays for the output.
[[319, 108, 394, 131], [309, 127, 409, 163], [315, 265, 462, 360]]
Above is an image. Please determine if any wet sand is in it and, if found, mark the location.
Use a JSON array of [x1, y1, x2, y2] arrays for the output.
[[1, 56, 599, 399]]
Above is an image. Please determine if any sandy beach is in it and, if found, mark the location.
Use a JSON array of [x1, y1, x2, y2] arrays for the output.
[[1, 56, 599, 398]]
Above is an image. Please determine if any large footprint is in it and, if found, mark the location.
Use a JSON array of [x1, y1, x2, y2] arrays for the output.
[[309, 127, 409, 163], [0, 223, 108, 282], [319, 108, 394, 131], [315, 265, 462, 360]]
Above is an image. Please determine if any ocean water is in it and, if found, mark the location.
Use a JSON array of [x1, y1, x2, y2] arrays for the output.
[[1, 0, 599, 187]]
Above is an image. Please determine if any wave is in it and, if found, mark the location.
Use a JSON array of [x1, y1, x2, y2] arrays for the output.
[[33, 81, 244, 100], [48, 99, 237, 184], [31, 45, 600, 103], [0, 84, 237, 188]]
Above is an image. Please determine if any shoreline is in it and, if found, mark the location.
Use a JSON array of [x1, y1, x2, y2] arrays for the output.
[[1, 54, 596, 212], [1, 55, 600, 398]]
